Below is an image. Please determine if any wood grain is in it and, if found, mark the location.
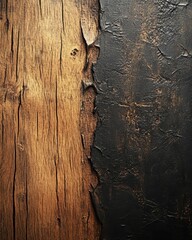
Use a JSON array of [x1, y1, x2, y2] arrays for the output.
[[0, 0, 100, 239]]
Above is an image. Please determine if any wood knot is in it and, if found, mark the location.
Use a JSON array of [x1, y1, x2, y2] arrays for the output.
[[70, 48, 79, 57]]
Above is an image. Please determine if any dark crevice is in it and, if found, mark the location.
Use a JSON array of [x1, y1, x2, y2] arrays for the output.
[[0, 0, 8, 23], [36, 112, 39, 140], [25, 160, 28, 240], [55, 76, 59, 161], [81, 133, 85, 149], [59, 35, 62, 76], [64, 175, 67, 208], [3, 64, 7, 85], [54, 156, 61, 239], [13, 135, 17, 240], [17, 89, 22, 136], [16, 30, 20, 82], [0, 1, 2, 20], [11, 26, 14, 56], [5, 0, 9, 31], [80, 24, 89, 72], [55, 77, 61, 239], [1, 111, 4, 147], [89, 189, 103, 228], [38, 0, 42, 18]]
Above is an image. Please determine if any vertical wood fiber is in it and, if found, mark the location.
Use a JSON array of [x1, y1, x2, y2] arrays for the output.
[[93, 1, 192, 239], [0, 0, 100, 239]]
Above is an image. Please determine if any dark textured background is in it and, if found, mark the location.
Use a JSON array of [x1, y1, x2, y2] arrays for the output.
[[92, 1, 192, 239]]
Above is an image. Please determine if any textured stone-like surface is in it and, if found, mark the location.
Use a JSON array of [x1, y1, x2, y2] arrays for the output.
[[93, 1, 192, 239]]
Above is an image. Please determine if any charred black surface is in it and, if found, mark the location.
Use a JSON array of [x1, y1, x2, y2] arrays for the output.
[[93, 1, 192, 239]]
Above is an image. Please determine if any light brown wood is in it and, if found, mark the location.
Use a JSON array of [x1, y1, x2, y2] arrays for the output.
[[0, 0, 100, 239]]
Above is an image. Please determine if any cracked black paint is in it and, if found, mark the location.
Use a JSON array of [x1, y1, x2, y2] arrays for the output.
[[92, 1, 192, 239]]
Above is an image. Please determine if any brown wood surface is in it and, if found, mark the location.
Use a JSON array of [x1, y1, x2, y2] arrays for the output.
[[0, 0, 100, 239]]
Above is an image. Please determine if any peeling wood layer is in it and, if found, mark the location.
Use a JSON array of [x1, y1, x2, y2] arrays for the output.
[[0, 0, 101, 239], [93, 1, 192, 239]]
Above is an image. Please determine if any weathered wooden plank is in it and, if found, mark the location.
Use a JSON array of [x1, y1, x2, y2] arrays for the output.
[[93, 0, 192, 239], [0, 0, 100, 239]]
